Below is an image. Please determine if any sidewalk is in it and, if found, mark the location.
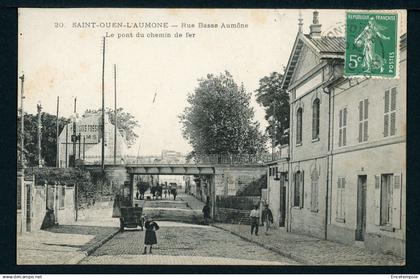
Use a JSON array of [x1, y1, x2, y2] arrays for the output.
[[214, 223, 405, 266], [17, 206, 119, 265]]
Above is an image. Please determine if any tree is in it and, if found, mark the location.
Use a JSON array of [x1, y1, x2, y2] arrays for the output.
[[83, 108, 140, 147], [255, 72, 290, 146], [17, 112, 69, 167], [179, 71, 266, 156]]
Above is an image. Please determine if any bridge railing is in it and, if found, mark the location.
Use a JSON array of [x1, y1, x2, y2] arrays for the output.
[[80, 147, 289, 166]]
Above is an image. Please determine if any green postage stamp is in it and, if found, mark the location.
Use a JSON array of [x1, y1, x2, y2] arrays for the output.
[[345, 12, 399, 78]]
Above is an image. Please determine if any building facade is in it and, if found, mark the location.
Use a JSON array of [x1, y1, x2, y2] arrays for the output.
[[275, 11, 406, 257], [58, 112, 128, 167], [282, 11, 344, 238], [327, 34, 406, 257]]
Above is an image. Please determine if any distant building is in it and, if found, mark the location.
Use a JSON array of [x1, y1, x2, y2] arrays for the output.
[[58, 112, 128, 167], [161, 150, 183, 163]]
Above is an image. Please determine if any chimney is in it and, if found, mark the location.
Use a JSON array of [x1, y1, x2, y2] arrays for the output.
[[309, 11, 322, 38]]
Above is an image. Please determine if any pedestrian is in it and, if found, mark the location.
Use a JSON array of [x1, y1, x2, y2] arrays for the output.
[[163, 189, 167, 199], [173, 189, 177, 200], [139, 213, 145, 231], [143, 216, 160, 254], [250, 204, 260, 236], [261, 204, 274, 235], [136, 190, 140, 200], [202, 202, 211, 225]]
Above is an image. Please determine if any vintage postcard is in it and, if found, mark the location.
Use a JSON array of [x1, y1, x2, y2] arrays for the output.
[[17, 8, 406, 266]]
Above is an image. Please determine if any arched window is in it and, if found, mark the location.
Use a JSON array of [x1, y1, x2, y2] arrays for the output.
[[296, 108, 303, 144], [312, 98, 320, 140]]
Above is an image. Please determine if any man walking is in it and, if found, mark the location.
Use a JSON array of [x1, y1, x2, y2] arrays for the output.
[[250, 205, 260, 236], [202, 202, 211, 225], [262, 204, 274, 235]]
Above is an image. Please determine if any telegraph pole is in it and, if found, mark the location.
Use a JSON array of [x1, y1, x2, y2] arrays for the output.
[[113, 64, 117, 165], [56, 96, 60, 167], [37, 102, 42, 167], [19, 74, 25, 168], [72, 97, 77, 167], [101, 36, 106, 171]]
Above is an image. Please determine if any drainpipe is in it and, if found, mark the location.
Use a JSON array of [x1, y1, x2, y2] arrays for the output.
[[287, 92, 293, 232]]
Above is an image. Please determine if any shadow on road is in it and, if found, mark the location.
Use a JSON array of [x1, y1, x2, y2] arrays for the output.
[[44, 224, 117, 250]]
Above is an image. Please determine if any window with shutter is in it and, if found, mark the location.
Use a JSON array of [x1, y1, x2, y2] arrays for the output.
[[380, 174, 393, 226], [358, 99, 369, 142], [310, 167, 319, 212], [392, 173, 402, 229], [384, 88, 397, 137], [336, 177, 345, 222], [294, 171, 301, 207], [300, 171, 305, 209], [374, 175, 381, 225], [296, 108, 303, 144], [312, 99, 320, 140], [338, 108, 347, 147]]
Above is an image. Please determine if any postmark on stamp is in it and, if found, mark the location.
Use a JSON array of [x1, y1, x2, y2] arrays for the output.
[[344, 12, 399, 78]]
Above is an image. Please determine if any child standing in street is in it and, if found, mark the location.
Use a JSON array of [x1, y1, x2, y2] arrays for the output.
[[143, 216, 160, 254]]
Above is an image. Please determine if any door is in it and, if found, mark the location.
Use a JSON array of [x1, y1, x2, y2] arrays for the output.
[[356, 175, 367, 241], [279, 173, 287, 227]]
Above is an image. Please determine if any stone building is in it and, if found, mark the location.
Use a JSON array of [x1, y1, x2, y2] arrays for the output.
[[277, 11, 406, 257], [327, 34, 406, 257], [281, 11, 345, 238], [58, 112, 128, 167]]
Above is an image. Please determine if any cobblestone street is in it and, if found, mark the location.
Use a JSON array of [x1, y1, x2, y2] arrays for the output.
[[81, 221, 298, 265]]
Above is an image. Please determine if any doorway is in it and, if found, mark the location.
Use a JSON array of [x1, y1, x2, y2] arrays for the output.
[[356, 175, 367, 241], [279, 173, 287, 227]]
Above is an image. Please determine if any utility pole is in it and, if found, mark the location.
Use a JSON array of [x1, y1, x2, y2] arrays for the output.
[[56, 96, 60, 167], [65, 125, 68, 167], [101, 37, 106, 171], [113, 64, 117, 165], [37, 102, 42, 167], [83, 136, 86, 160], [19, 74, 25, 168], [271, 101, 277, 161], [72, 97, 77, 167]]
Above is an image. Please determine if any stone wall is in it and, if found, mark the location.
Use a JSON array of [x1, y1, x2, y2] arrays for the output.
[[214, 208, 253, 225]]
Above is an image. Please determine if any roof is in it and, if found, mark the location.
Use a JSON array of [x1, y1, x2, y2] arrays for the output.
[[304, 35, 345, 54], [281, 33, 345, 90]]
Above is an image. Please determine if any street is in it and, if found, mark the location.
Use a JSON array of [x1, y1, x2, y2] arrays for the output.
[[81, 196, 298, 265]]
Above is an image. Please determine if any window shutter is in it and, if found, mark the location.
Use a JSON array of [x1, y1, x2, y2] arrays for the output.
[[359, 123, 363, 143], [384, 90, 390, 113], [363, 121, 368, 141], [359, 101, 363, 121], [374, 175, 381, 225], [384, 114, 389, 137], [343, 128, 347, 146], [342, 178, 346, 218], [339, 110, 343, 128], [336, 178, 341, 217], [364, 99, 369, 119], [339, 129, 342, 147], [300, 171, 304, 209], [391, 88, 397, 111], [390, 112, 396, 136], [392, 173, 402, 229], [343, 108, 347, 126]]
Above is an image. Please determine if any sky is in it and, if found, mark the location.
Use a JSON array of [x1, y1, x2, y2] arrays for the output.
[[18, 9, 348, 156]]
